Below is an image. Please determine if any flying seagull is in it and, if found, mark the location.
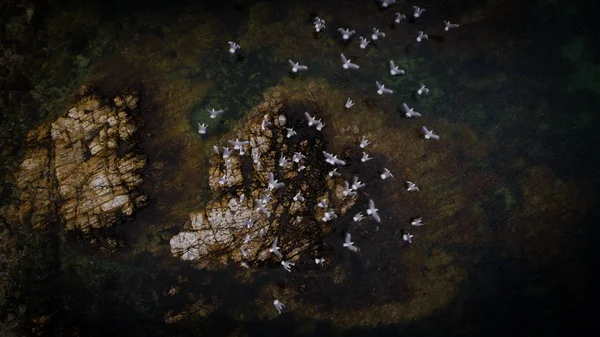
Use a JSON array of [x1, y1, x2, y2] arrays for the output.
[[345, 98, 355, 108], [367, 199, 381, 223], [376, 81, 393, 95], [394, 12, 407, 24], [380, 168, 393, 180], [323, 151, 346, 165], [416, 31, 429, 42], [422, 126, 440, 140], [198, 123, 208, 134], [389, 60, 405, 75], [340, 53, 360, 69], [228, 41, 240, 54], [288, 59, 308, 72], [313, 17, 326, 32], [444, 20, 460, 31], [273, 299, 285, 314], [343, 232, 358, 252], [207, 108, 225, 119], [413, 6, 425, 18], [338, 28, 356, 40], [406, 181, 419, 191], [418, 84, 430, 95], [403, 103, 422, 117], [269, 237, 283, 259], [371, 28, 386, 40], [359, 36, 370, 49]]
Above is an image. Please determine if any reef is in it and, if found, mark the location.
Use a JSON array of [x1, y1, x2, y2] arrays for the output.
[[5, 85, 147, 238], [170, 86, 357, 268]]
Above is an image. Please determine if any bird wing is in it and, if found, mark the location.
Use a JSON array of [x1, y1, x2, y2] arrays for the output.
[[372, 210, 381, 222], [422, 126, 430, 134], [413, 111, 422, 117], [348, 62, 359, 69], [288, 59, 296, 67], [297, 64, 308, 70], [402, 103, 410, 112], [340, 53, 348, 64], [389, 60, 396, 69], [344, 181, 350, 190], [369, 199, 375, 210], [345, 232, 351, 243], [383, 87, 393, 94], [376, 81, 382, 89]]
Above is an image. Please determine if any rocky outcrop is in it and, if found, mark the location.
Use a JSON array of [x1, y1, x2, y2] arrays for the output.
[[9, 85, 147, 234], [170, 88, 356, 267]]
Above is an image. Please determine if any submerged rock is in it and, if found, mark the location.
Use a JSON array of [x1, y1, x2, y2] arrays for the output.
[[170, 88, 356, 267], [8, 85, 147, 237]]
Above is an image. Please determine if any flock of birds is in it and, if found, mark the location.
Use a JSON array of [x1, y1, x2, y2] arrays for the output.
[[195, 0, 460, 315]]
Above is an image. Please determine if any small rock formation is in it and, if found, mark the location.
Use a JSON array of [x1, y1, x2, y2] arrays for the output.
[[170, 89, 356, 267], [9, 85, 147, 237]]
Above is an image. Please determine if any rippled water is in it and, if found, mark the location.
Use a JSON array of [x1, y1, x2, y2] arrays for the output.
[[0, 0, 597, 336]]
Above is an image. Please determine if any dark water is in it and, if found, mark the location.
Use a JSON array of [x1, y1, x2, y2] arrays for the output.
[[1, 0, 598, 336]]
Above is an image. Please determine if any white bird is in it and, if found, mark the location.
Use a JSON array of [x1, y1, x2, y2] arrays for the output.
[[228, 41, 240, 54], [422, 126, 440, 140], [416, 31, 428, 42], [222, 147, 232, 159], [269, 237, 283, 259], [343, 233, 358, 252], [389, 60, 405, 75], [304, 112, 318, 126], [281, 260, 295, 272], [252, 152, 261, 170], [394, 12, 407, 24], [255, 199, 270, 217], [219, 175, 229, 185], [322, 209, 337, 222], [267, 172, 285, 190], [402, 103, 422, 117], [353, 212, 364, 222], [411, 217, 424, 226], [361, 152, 373, 162], [313, 17, 326, 32], [314, 257, 325, 265], [328, 168, 341, 177], [380, 0, 396, 8], [340, 53, 359, 70], [273, 299, 285, 314], [345, 98, 355, 108], [371, 28, 386, 40], [259, 228, 266, 238], [239, 194, 245, 203], [241, 246, 248, 258], [380, 168, 393, 180], [279, 155, 289, 168], [413, 6, 425, 18], [316, 120, 325, 131], [261, 115, 271, 130], [207, 108, 225, 119], [297, 165, 306, 172], [241, 261, 250, 269], [367, 199, 381, 223], [228, 138, 250, 151], [245, 220, 253, 230], [359, 36, 370, 49], [293, 152, 305, 163], [359, 136, 370, 148], [406, 181, 419, 191], [418, 84, 430, 95], [338, 28, 355, 40], [323, 151, 346, 165], [403, 232, 414, 243], [198, 123, 208, 134], [376, 81, 393, 95], [213, 145, 219, 154], [343, 181, 357, 197], [286, 128, 297, 138], [288, 59, 308, 72], [317, 199, 328, 208], [444, 20, 460, 31], [293, 192, 305, 202], [352, 176, 365, 190]]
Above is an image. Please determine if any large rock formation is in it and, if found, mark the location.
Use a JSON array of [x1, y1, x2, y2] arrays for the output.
[[9, 85, 147, 235], [170, 88, 356, 267]]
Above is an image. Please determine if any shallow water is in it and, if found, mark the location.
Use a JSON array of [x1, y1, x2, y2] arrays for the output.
[[0, 0, 597, 336]]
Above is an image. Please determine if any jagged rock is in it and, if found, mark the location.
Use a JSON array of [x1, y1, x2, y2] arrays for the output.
[[170, 88, 356, 267], [9, 85, 147, 235]]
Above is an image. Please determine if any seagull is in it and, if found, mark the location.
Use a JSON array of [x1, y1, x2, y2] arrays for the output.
[[222, 147, 232, 159], [198, 123, 208, 134], [298, 166, 306, 174], [228, 139, 250, 151], [261, 114, 271, 130], [273, 299, 285, 314], [361, 152, 373, 162], [416, 31, 429, 42], [281, 260, 295, 272], [317, 199, 328, 208], [343, 233, 358, 252], [279, 155, 289, 168], [406, 181, 419, 191], [228, 41, 240, 54], [328, 168, 341, 177], [411, 217, 424, 226], [323, 151, 346, 165], [213, 145, 219, 154], [359, 136, 370, 148], [255, 199, 271, 217], [371, 28, 386, 40], [304, 112, 318, 126], [252, 152, 261, 170], [269, 237, 283, 259], [352, 176, 365, 190], [315, 120, 325, 131], [286, 128, 297, 138], [245, 220, 253, 230], [268, 172, 285, 190], [293, 192, 305, 202], [379, 0, 396, 8], [402, 103, 422, 117], [376, 81, 393, 95], [315, 257, 325, 265], [338, 28, 355, 40], [403, 232, 414, 243], [207, 108, 225, 119], [340, 53, 359, 70], [359, 36, 370, 49], [444, 20, 460, 31], [367, 199, 381, 223], [418, 84, 430, 95], [353, 212, 364, 222], [345, 98, 354, 108], [241, 261, 250, 269], [322, 209, 337, 222], [389, 60, 405, 75], [293, 152, 305, 163], [413, 6, 425, 18], [343, 181, 357, 197], [380, 168, 393, 179], [288, 59, 308, 72], [394, 12, 407, 24], [313, 17, 326, 32], [422, 126, 440, 140], [241, 246, 248, 258]]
